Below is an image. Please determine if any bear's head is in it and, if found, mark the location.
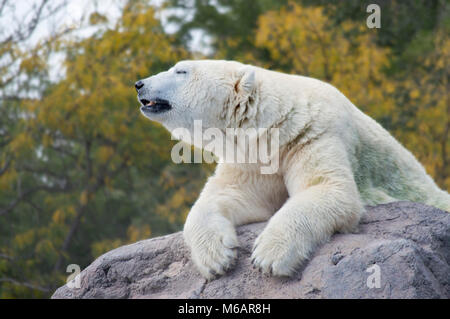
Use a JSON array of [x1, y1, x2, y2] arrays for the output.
[[135, 60, 257, 136]]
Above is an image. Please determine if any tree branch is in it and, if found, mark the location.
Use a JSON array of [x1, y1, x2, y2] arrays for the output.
[[0, 158, 10, 176], [0, 0, 8, 17], [53, 159, 128, 273], [0, 0, 49, 45], [0, 184, 74, 217], [0, 277, 50, 292], [0, 253, 13, 261]]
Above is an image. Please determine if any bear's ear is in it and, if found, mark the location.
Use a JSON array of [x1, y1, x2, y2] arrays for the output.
[[234, 67, 256, 98]]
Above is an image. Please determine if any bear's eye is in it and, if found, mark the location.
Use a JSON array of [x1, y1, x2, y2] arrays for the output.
[[175, 70, 187, 74]]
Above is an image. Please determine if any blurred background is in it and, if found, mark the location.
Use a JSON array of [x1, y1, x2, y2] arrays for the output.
[[0, 0, 448, 298]]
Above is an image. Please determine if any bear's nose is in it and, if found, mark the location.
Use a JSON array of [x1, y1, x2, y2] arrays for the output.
[[135, 81, 144, 91]]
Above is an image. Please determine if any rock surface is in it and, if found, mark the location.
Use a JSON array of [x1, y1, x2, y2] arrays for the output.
[[52, 201, 450, 299]]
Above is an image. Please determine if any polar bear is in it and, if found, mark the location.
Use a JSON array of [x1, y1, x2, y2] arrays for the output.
[[135, 60, 450, 279]]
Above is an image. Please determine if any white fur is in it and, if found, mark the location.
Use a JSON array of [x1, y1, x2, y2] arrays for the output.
[[138, 60, 450, 279]]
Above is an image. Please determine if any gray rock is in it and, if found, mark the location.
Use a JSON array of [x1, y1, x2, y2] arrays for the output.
[[52, 201, 450, 299]]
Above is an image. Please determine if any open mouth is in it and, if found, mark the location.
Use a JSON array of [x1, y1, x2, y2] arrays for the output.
[[140, 98, 172, 114]]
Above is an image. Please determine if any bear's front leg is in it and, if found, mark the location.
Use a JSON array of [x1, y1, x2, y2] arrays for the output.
[[184, 163, 285, 280], [251, 140, 364, 276], [183, 203, 239, 280]]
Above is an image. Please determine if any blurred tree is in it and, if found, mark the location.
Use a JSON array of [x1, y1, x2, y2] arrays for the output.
[[165, 0, 289, 60], [392, 28, 449, 189], [0, 0, 70, 297], [0, 0, 68, 191], [164, 0, 442, 59], [0, 0, 205, 298], [154, 162, 214, 233], [255, 4, 397, 125], [309, 0, 442, 53]]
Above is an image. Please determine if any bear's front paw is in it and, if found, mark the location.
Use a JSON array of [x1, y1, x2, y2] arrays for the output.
[[251, 226, 309, 277], [184, 223, 239, 280]]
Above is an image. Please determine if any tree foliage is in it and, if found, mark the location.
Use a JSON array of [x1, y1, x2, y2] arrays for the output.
[[0, 0, 202, 298]]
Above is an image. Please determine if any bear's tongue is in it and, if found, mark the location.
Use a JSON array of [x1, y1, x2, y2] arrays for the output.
[[140, 99, 156, 107]]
